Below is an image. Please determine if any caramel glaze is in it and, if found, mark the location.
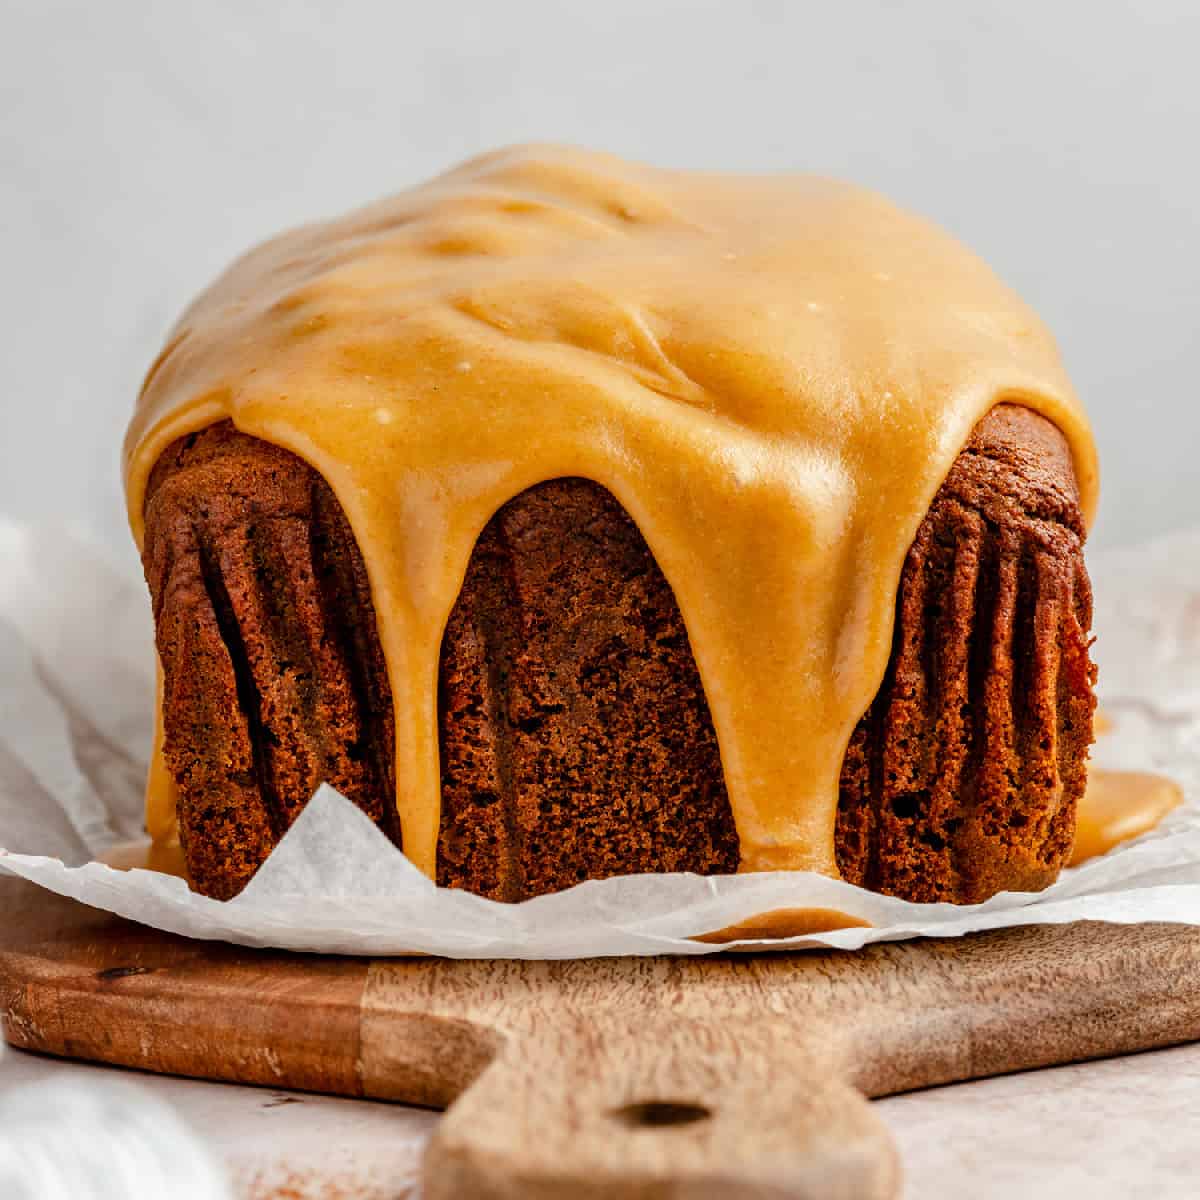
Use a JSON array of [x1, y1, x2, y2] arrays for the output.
[[692, 909, 873, 944], [124, 144, 1098, 882], [100, 837, 189, 879], [1069, 769, 1183, 867]]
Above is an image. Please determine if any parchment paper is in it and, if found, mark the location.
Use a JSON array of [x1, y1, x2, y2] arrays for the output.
[[4, 515, 1200, 957]]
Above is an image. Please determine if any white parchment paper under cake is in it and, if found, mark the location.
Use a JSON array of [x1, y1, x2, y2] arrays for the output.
[[4, 515, 1200, 957]]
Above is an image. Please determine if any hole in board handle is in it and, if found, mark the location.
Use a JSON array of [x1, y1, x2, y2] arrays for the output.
[[614, 1101, 712, 1128]]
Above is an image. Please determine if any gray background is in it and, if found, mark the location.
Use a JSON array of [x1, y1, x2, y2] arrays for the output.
[[3, 0, 1197, 565]]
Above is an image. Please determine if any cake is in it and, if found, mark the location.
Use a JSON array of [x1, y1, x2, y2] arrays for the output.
[[125, 145, 1099, 905]]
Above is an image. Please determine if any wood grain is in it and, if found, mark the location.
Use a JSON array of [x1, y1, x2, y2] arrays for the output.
[[0, 877, 366, 1096], [4, 874, 1200, 1198]]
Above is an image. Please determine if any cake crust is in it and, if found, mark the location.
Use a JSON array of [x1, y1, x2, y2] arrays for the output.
[[142, 404, 1093, 903]]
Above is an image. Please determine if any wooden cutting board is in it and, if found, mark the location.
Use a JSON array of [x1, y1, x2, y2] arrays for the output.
[[4, 875, 1200, 1199]]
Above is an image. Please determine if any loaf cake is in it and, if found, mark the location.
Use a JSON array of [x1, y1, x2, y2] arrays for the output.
[[125, 145, 1099, 905]]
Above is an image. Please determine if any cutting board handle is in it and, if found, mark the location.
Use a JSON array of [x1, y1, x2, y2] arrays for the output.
[[420, 1015, 899, 1200]]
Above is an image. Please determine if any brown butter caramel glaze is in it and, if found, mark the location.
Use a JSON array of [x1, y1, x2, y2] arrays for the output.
[[1069, 770, 1183, 867], [142, 403, 1093, 903]]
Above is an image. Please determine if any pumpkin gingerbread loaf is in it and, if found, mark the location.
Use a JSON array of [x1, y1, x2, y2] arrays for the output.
[[141, 402, 1092, 903], [125, 145, 1099, 905]]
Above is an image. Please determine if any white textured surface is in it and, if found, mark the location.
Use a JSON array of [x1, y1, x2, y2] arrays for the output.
[[878, 1043, 1200, 1200], [2, 1, 1199, 557], [0, 1044, 231, 1200], [0, 1049, 430, 1200]]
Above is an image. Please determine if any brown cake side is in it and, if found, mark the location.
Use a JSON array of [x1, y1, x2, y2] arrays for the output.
[[835, 405, 1094, 900], [142, 425, 399, 899], [141, 404, 1093, 903]]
